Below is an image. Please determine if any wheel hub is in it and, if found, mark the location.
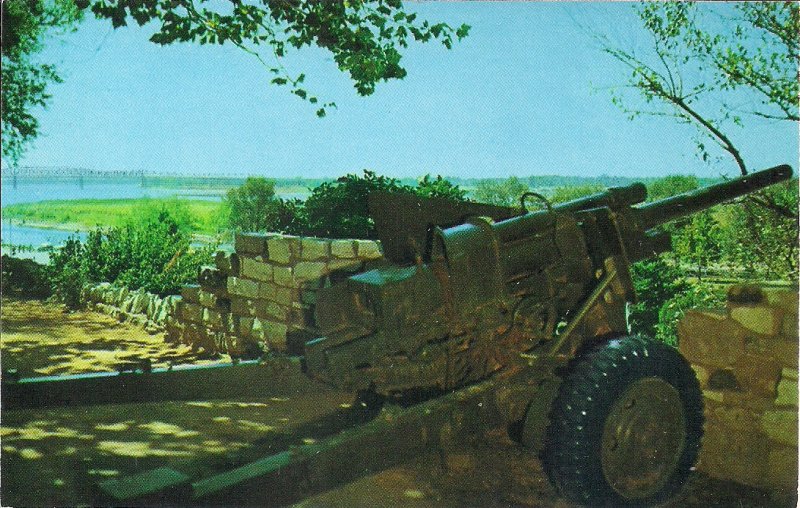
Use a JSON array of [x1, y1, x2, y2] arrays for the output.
[[601, 376, 687, 500]]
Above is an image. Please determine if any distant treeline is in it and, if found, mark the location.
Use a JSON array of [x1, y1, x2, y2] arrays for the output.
[[139, 173, 722, 192], [2, 173, 720, 192]]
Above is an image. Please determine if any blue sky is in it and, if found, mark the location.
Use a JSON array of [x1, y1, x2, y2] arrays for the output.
[[17, 2, 799, 179]]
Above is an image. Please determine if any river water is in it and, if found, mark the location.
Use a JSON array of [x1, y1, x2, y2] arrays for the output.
[[0, 177, 308, 251]]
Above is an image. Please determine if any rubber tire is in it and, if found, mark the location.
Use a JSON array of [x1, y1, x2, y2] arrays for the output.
[[542, 336, 703, 506]]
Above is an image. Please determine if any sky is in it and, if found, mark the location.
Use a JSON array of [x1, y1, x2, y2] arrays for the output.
[[15, 2, 800, 179]]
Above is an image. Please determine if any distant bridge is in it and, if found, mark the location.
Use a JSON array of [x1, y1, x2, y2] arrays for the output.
[[1, 166, 149, 189], [1, 166, 148, 179]]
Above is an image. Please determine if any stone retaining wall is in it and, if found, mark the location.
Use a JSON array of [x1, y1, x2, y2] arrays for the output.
[[171, 233, 383, 356], [678, 284, 798, 499], [82, 283, 181, 335]]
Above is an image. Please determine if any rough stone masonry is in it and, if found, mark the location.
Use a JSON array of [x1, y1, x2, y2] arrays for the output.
[[678, 284, 798, 501], [169, 232, 383, 356]]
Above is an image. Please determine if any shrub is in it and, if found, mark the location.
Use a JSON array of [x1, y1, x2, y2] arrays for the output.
[[0, 254, 51, 298], [655, 282, 724, 346], [48, 208, 216, 308], [628, 257, 688, 339], [301, 170, 467, 239]]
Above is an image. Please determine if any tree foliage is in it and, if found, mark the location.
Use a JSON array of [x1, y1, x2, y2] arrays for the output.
[[84, 0, 470, 117], [224, 176, 282, 232], [602, 2, 798, 176], [1, 0, 81, 163], [472, 177, 529, 207]]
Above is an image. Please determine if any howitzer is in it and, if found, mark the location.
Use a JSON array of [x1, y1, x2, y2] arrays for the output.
[[304, 164, 793, 505]]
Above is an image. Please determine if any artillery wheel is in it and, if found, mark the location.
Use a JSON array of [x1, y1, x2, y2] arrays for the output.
[[541, 336, 703, 506]]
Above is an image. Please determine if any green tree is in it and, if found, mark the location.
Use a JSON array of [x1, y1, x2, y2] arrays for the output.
[[549, 184, 604, 204], [84, 0, 469, 117], [472, 177, 529, 207], [224, 177, 281, 232], [718, 180, 799, 281], [416, 174, 468, 201], [1, 0, 81, 163], [672, 211, 722, 280], [602, 2, 797, 177]]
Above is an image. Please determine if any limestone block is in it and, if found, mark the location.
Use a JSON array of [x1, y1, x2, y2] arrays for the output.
[[238, 316, 254, 337], [749, 337, 800, 368], [240, 257, 273, 282], [267, 235, 296, 264], [328, 258, 363, 274], [215, 250, 240, 276], [775, 376, 798, 407], [181, 302, 204, 324], [691, 364, 710, 389], [763, 288, 799, 317], [782, 368, 798, 380], [255, 300, 290, 321], [730, 305, 783, 336], [300, 237, 330, 261], [227, 277, 259, 299], [202, 308, 224, 329], [181, 284, 202, 304], [698, 422, 769, 485], [734, 353, 781, 398], [761, 409, 798, 446], [330, 240, 356, 259], [782, 313, 798, 341], [703, 390, 725, 403], [273, 266, 294, 287], [768, 445, 799, 489], [707, 404, 760, 433], [235, 232, 269, 256], [198, 290, 230, 312], [257, 282, 275, 302], [271, 286, 299, 307], [294, 261, 327, 282], [679, 310, 746, 368], [355, 240, 382, 260], [263, 321, 289, 350], [230, 297, 256, 317]]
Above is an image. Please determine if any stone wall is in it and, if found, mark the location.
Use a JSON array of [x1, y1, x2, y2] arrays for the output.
[[170, 233, 383, 356], [83, 283, 181, 334], [678, 284, 798, 499]]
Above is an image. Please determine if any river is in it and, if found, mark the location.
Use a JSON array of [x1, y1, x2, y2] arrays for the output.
[[0, 177, 309, 253]]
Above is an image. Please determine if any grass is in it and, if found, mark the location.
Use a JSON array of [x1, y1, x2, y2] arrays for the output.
[[3, 198, 225, 235]]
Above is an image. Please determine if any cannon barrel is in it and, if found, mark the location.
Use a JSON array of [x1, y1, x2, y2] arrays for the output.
[[636, 164, 793, 231], [494, 183, 647, 242]]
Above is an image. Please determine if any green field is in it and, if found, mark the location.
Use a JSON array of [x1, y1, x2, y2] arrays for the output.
[[2, 198, 225, 235]]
